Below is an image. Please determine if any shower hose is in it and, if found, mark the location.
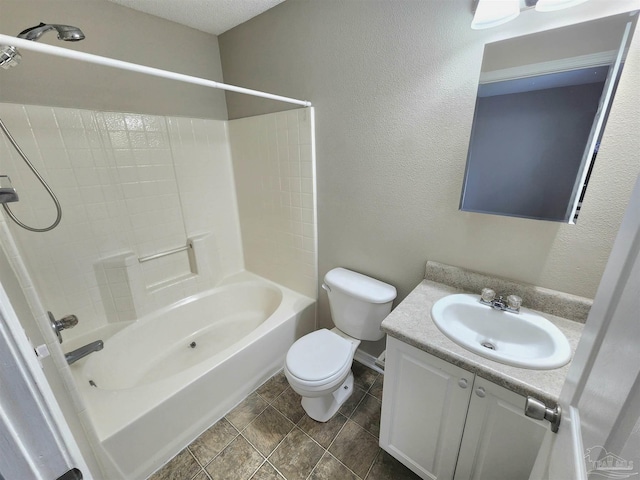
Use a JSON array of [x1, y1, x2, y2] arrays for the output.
[[0, 116, 62, 232]]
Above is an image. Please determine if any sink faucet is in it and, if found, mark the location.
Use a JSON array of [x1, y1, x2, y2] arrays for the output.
[[65, 340, 104, 365], [479, 288, 522, 313]]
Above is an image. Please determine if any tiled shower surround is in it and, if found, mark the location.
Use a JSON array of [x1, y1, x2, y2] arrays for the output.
[[0, 102, 316, 342]]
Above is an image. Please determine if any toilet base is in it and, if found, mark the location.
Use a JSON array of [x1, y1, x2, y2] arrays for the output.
[[301, 371, 354, 422]]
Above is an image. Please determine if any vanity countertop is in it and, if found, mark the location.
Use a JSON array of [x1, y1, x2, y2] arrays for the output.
[[381, 279, 585, 406]]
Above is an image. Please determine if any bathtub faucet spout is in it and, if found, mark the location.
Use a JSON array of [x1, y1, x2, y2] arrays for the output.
[[65, 340, 104, 365]]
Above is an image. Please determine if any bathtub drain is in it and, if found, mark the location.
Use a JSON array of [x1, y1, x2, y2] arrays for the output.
[[189, 342, 197, 348]]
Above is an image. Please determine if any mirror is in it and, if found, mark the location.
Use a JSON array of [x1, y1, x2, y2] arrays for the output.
[[460, 12, 638, 223]]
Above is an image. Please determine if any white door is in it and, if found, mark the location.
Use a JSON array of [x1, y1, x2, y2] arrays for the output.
[[530, 174, 640, 480], [0, 282, 88, 480]]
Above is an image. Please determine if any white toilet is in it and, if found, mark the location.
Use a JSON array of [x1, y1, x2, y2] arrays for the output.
[[284, 267, 397, 422]]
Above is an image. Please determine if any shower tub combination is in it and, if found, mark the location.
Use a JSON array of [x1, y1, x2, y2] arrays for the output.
[[70, 272, 315, 479]]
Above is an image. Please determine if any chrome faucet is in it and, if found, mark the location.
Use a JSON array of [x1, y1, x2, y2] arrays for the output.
[[479, 288, 522, 313], [65, 340, 104, 365]]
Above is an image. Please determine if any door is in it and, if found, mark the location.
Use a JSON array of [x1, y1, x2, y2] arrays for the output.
[[0, 282, 88, 480], [530, 174, 640, 479]]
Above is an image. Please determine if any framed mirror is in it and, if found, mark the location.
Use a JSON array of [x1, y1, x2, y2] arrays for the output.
[[460, 11, 638, 223]]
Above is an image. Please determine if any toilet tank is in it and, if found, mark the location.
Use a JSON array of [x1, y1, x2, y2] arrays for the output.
[[323, 268, 397, 341]]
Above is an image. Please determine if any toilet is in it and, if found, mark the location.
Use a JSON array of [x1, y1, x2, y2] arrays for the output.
[[284, 267, 396, 422]]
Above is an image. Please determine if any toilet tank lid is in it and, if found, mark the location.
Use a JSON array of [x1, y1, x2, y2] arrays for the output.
[[324, 268, 397, 304]]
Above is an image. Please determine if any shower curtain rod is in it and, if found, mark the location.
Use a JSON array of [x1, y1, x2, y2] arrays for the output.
[[0, 34, 312, 107]]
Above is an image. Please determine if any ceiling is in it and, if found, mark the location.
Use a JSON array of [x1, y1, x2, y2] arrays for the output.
[[106, 0, 286, 36]]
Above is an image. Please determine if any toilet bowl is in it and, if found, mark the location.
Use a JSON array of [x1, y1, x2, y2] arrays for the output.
[[284, 268, 396, 422]]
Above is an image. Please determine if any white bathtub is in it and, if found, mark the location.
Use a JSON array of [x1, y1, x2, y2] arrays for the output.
[[70, 272, 315, 479]]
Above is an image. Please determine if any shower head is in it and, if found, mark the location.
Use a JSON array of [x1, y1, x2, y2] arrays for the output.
[[0, 22, 85, 70], [18, 22, 85, 42]]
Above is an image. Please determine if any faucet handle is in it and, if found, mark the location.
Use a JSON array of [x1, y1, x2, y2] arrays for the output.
[[58, 314, 78, 329], [481, 288, 496, 302], [507, 295, 522, 311], [48, 311, 78, 344]]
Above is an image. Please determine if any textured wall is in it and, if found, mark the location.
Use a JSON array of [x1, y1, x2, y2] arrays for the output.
[[0, 0, 228, 119], [219, 1, 640, 341]]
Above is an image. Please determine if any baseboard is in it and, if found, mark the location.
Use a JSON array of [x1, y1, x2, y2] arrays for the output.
[[354, 349, 384, 374]]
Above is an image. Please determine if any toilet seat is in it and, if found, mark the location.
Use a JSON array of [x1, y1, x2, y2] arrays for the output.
[[285, 329, 353, 388]]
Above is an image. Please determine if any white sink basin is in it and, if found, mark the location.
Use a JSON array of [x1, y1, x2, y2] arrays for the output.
[[430, 294, 571, 369]]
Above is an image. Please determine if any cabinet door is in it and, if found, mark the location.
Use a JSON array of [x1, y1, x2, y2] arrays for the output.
[[453, 377, 547, 480], [380, 336, 473, 480]]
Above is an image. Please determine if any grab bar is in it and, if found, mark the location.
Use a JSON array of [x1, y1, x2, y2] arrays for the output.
[[138, 241, 193, 263]]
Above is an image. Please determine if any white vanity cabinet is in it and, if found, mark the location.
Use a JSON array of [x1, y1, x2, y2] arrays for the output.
[[380, 336, 547, 480], [453, 376, 547, 479], [379, 336, 474, 479]]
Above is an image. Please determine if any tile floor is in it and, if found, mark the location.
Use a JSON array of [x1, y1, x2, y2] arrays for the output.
[[149, 362, 421, 480]]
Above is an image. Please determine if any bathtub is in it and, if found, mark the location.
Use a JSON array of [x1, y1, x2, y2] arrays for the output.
[[70, 272, 315, 479]]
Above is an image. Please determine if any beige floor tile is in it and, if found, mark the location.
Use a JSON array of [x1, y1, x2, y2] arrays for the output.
[[328, 420, 379, 478], [352, 362, 379, 391], [193, 471, 211, 480], [271, 386, 306, 423], [297, 413, 347, 449], [189, 418, 238, 466], [257, 371, 290, 403], [309, 453, 359, 480], [226, 392, 269, 430], [250, 462, 286, 479], [242, 406, 295, 456], [269, 427, 324, 480], [205, 436, 264, 480], [338, 386, 366, 417], [149, 449, 201, 480], [351, 393, 382, 437], [369, 375, 384, 400], [366, 450, 423, 480]]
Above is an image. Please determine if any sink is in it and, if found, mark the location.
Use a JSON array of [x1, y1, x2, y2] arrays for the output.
[[430, 294, 571, 369]]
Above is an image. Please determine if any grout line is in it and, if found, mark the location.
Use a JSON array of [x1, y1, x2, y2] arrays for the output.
[[363, 448, 383, 480], [192, 425, 241, 473], [176, 367, 383, 480]]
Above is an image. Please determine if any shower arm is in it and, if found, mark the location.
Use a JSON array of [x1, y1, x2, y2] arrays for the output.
[[0, 117, 62, 232], [0, 33, 312, 107]]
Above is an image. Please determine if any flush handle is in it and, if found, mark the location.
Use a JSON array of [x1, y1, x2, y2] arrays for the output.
[[321, 283, 331, 293], [525, 397, 561, 433]]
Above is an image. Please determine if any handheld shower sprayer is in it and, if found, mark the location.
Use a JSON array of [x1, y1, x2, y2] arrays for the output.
[[0, 22, 84, 231], [0, 22, 85, 69]]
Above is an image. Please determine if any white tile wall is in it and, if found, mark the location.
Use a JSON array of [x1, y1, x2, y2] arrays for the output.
[[0, 103, 316, 343], [0, 103, 244, 341], [229, 108, 317, 298]]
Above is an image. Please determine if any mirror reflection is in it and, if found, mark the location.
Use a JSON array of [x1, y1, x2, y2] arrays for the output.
[[461, 12, 638, 223]]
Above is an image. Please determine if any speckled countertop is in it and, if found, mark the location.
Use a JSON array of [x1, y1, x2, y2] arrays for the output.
[[381, 262, 589, 406]]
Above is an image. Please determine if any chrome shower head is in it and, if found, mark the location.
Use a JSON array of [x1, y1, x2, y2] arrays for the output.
[[0, 22, 85, 70], [18, 22, 85, 42]]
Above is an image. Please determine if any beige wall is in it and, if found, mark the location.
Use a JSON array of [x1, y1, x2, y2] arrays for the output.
[[0, 0, 227, 119], [219, 1, 640, 339]]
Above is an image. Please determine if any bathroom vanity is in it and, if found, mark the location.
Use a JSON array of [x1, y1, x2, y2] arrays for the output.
[[379, 262, 587, 480]]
